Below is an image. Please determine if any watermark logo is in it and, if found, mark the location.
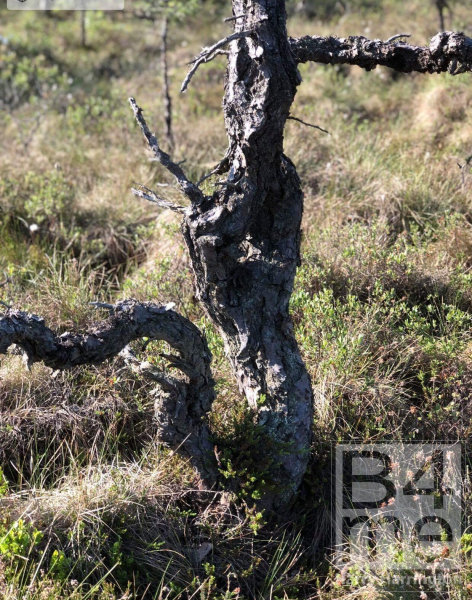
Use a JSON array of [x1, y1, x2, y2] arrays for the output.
[[335, 443, 462, 579], [7, 0, 124, 10]]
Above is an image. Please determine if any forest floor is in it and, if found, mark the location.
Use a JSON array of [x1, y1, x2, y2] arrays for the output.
[[1, 0, 472, 598]]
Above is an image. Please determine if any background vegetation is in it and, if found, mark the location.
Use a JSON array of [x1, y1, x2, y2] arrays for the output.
[[0, 0, 471, 597]]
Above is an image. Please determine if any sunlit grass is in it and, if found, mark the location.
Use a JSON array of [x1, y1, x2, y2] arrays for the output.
[[1, 0, 472, 596]]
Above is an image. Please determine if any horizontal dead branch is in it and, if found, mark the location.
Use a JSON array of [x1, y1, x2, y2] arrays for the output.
[[129, 98, 204, 206], [132, 185, 188, 214], [290, 31, 472, 75], [0, 300, 211, 386]]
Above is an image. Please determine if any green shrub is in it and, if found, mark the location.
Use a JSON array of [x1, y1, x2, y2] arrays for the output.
[[0, 40, 69, 109]]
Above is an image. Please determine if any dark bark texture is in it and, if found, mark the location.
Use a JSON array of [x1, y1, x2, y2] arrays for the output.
[[291, 31, 472, 74], [180, 0, 314, 508]]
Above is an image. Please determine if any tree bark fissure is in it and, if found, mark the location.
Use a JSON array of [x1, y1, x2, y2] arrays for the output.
[[290, 31, 472, 74]]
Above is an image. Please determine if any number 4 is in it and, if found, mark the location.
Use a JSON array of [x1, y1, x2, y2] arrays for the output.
[[403, 450, 452, 509]]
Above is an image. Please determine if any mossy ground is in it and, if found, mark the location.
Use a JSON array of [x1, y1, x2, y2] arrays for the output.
[[1, 1, 472, 598]]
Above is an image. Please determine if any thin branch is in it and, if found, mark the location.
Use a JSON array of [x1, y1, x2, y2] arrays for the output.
[[386, 33, 411, 43], [197, 153, 231, 187], [209, 49, 230, 58], [181, 30, 252, 93], [129, 98, 204, 206], [132, 185, 188, 215], [287, 115, 330, 135], [119, 344, 178, 391], [215, 181, 239, 190], [290, 31, 472, 75], [90, 301, 115, 312]]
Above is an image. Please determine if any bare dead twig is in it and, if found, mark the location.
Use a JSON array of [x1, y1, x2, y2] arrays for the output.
[[181, 31, 252, 93], [90, 301, 115, 312], [386, 33, 411, 43], [129, 98, 203, 206], [224, 14, 245, 22], [131, 185, 188, 215], [197, 154, 231, 187], [287, 115, 330, 135]]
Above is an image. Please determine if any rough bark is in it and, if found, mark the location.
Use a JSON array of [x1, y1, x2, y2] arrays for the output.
[[290, 31, 472, 74], [178, 0, 314, 508], [0, 300, 217, 485], [5, 0, 472, 511], [131, 6, 472, 510]]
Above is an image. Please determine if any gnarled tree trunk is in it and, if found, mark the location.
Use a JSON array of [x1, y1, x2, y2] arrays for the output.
[[182, 0, 313, 508], [3, 0, 472, 511]]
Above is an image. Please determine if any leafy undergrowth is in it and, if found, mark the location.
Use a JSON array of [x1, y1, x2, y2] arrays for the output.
[[1, 0, 472, 597]]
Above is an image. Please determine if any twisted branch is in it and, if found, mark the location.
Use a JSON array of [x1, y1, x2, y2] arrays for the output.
[[0, 300, 217, 484]]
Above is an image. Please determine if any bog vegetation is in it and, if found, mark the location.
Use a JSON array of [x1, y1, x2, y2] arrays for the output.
[[0, 0, 472, 598]]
